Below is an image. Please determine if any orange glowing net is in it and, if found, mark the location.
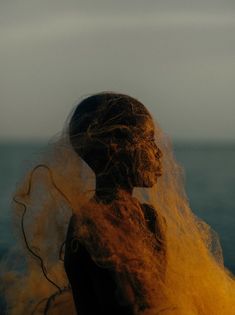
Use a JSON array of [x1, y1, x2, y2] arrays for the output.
[[1, 93, 235, 315]]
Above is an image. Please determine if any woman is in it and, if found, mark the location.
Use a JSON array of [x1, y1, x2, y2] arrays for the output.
[[3, 92, 235, 315], [64, 93, 167, 314]]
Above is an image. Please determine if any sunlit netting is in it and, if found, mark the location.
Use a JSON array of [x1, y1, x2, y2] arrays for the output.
[[1, 94, 235, 315]]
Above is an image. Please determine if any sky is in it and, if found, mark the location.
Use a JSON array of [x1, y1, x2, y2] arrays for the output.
[[1, 0, 235, 142]]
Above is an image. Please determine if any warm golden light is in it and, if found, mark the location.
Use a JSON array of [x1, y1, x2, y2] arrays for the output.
[[1, 93, 235, 314]]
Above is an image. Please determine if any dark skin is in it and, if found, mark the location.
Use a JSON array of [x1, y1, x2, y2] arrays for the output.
[[64, 95, 166, 315], [64, 202, 165, 315], [64, 215, 133, 315], [64, 178, 135, 314]]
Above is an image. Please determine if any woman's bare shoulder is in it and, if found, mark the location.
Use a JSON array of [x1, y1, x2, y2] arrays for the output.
[[67, 199, 100, 239], [70, 199, 97, 222]]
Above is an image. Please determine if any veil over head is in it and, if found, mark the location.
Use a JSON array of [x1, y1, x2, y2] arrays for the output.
[[1, 92, 235, 315]]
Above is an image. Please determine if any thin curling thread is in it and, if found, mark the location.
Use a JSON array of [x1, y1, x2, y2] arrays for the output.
[[13, 196, 62, 293], [30, 286, 71, 315], [17, 164, 72, 207], [43, 286, 71, 315], [31, 297, 49, 315], [12, 164, 73, 293]]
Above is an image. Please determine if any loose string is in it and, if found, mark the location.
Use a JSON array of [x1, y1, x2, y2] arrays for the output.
[[13, 164, 73, 293]]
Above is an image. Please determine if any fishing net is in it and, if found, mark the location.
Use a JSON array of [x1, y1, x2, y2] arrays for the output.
[[1, 93, 235, 315]]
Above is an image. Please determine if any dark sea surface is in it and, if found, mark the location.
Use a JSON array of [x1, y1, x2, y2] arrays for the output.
[[0, 141, 235, 275]]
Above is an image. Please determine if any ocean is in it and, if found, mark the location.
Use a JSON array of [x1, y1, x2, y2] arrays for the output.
[[0, 141, 235, 274]]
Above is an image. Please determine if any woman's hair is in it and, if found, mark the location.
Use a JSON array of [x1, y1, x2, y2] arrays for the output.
[[68, 92, 153, 173]]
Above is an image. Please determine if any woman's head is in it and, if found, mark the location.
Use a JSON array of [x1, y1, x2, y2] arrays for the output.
[[69, 92, 162, 188]]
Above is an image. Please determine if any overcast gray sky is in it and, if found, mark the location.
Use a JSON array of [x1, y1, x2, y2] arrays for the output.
[[1, 0, 235, 141]]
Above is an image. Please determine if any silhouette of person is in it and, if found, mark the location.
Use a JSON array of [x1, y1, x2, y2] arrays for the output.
[[64, 93, 167, 315]]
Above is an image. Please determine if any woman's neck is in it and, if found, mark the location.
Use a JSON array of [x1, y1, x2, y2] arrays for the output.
[[95, 174, 133, 203]]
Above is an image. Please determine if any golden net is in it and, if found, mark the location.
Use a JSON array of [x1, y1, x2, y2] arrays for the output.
[[1, 92, 235, 315]]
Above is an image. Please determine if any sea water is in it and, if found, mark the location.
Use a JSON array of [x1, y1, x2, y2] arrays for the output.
[[0, 141, 234, 275]]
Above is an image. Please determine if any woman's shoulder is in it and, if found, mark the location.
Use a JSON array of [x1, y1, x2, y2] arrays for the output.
[[70, 199, 98, 222], [67, 199, 102, 239]]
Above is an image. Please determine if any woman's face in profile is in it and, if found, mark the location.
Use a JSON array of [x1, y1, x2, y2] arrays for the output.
[[131, 116, 162, 188]]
